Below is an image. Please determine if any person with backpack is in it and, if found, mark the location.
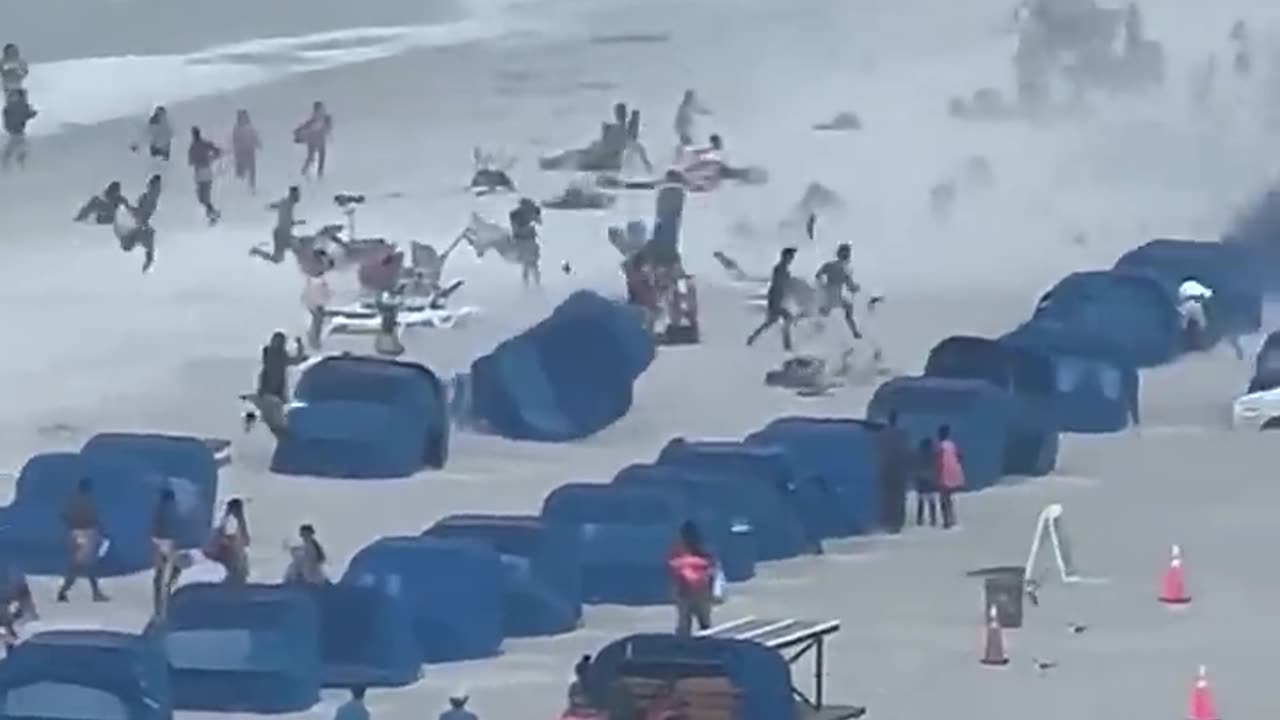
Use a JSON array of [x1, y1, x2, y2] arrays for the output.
[[935, 425, 965, 528]]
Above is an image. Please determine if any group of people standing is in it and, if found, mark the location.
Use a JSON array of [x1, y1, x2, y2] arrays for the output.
[[877, 414, 966, 532]]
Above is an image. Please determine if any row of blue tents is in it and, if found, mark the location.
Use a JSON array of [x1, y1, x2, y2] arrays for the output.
[[0, 241, 1263, 719], [265, 291, 656, 479]]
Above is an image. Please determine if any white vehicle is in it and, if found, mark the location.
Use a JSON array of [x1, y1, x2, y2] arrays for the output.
[[1231, 388, 1280, 430]]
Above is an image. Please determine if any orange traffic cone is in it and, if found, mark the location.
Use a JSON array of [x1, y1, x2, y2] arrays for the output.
[[1159, 544, 1191, 605], [1186, 665, 1218, 720], [980, 604, 1008, 666]]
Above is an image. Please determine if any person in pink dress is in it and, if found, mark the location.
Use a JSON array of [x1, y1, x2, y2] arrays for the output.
[[294, 101, 333, 180], [231, 109, 261, 193], [934, 425, 965, 528]]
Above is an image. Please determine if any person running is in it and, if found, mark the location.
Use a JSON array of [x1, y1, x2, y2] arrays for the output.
[[935, 425, 964, 529], [187, 126, 222, 224], [125, 174, 162, 272], [56, 478, 108, 603], [206, 498, 250, 584], [0, 44, 28, 96], [295, 101, 333, 180], [746, 247, 798, 351], [668, 521, 714, 636], [75, 181, 128, 224], [231, 109, 262, 193], [150, 487, 181, 618], [133, 106, 174, 165], [253, 185, 302, 264], [244, 331, 308, 436], [284, 524, 328, 584], [814, 243, 864, 341], [1, 88, 36, 169]]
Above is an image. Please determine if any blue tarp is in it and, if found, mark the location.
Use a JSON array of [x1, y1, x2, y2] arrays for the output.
[[271, 356, 449, 479], [0, 631, 170, 720], [79, 433, 219, 550], [1223, 188, 1280, 290], [746, 418, 882, 535], [422, 514, 582, 637], [0, 452, 199, 577], [540, 484, 683, 606], [589, 635, 793, 720], [1114, 239, 1263, 337], [1002, 325, 1141, 432], [468, 291, 654, 442], [656, 440, 819, 560], [922, 337, 1062, 471], [161, 584, 321, 713], [342, 537, 503, 662], [610, 464, 757, 582], [867, 377, 1020, 491], [304, 583, 421, 689], [1031, 270, 1182, 367]]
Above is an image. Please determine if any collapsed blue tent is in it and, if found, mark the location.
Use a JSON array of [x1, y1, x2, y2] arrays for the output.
[[658, 440, 826, 557], [422, 514, 582, 637], [304, 583, 421, 689], [1032, 270, 1182, 367], [1114, 239, 1263, 338], [745, 419, 882, 536], [611, 464, 757, 582], [540, 483, 686, 606], [0, 452, 202, 577], [80, 433, 220, 550], [468, 291, 654, 442], [1001, 324, 1141, 432], [867, 377, 1039, 490], [161, 584, 321, 713], [342, 536, 503, 662], [0, 630, 170, 720], [921, 337, 1059, 471], [271, 355, 449, 479], [589, 635, 793, 720]]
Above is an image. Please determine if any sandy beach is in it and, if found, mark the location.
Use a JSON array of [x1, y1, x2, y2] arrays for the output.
[[3, 0, 1280, 715]]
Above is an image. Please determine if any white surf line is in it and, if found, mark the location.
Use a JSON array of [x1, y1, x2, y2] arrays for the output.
[[22, 14, 548, 138]]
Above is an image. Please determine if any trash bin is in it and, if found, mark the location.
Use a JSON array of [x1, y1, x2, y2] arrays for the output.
[[983, 570, 1025, 628]]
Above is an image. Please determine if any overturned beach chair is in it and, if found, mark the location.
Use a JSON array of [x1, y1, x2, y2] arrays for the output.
[[697, 617, 866, 719]]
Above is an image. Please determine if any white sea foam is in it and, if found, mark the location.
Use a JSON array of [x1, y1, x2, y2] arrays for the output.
[[23, 18, 530, 136]]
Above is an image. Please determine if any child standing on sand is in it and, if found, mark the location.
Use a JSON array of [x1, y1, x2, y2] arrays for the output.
[[935, 425, 964, 529]]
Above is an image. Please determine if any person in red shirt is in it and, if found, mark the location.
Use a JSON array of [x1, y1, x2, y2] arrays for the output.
[[934, 425, 965, 529], [668, 521, 714, 636]]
